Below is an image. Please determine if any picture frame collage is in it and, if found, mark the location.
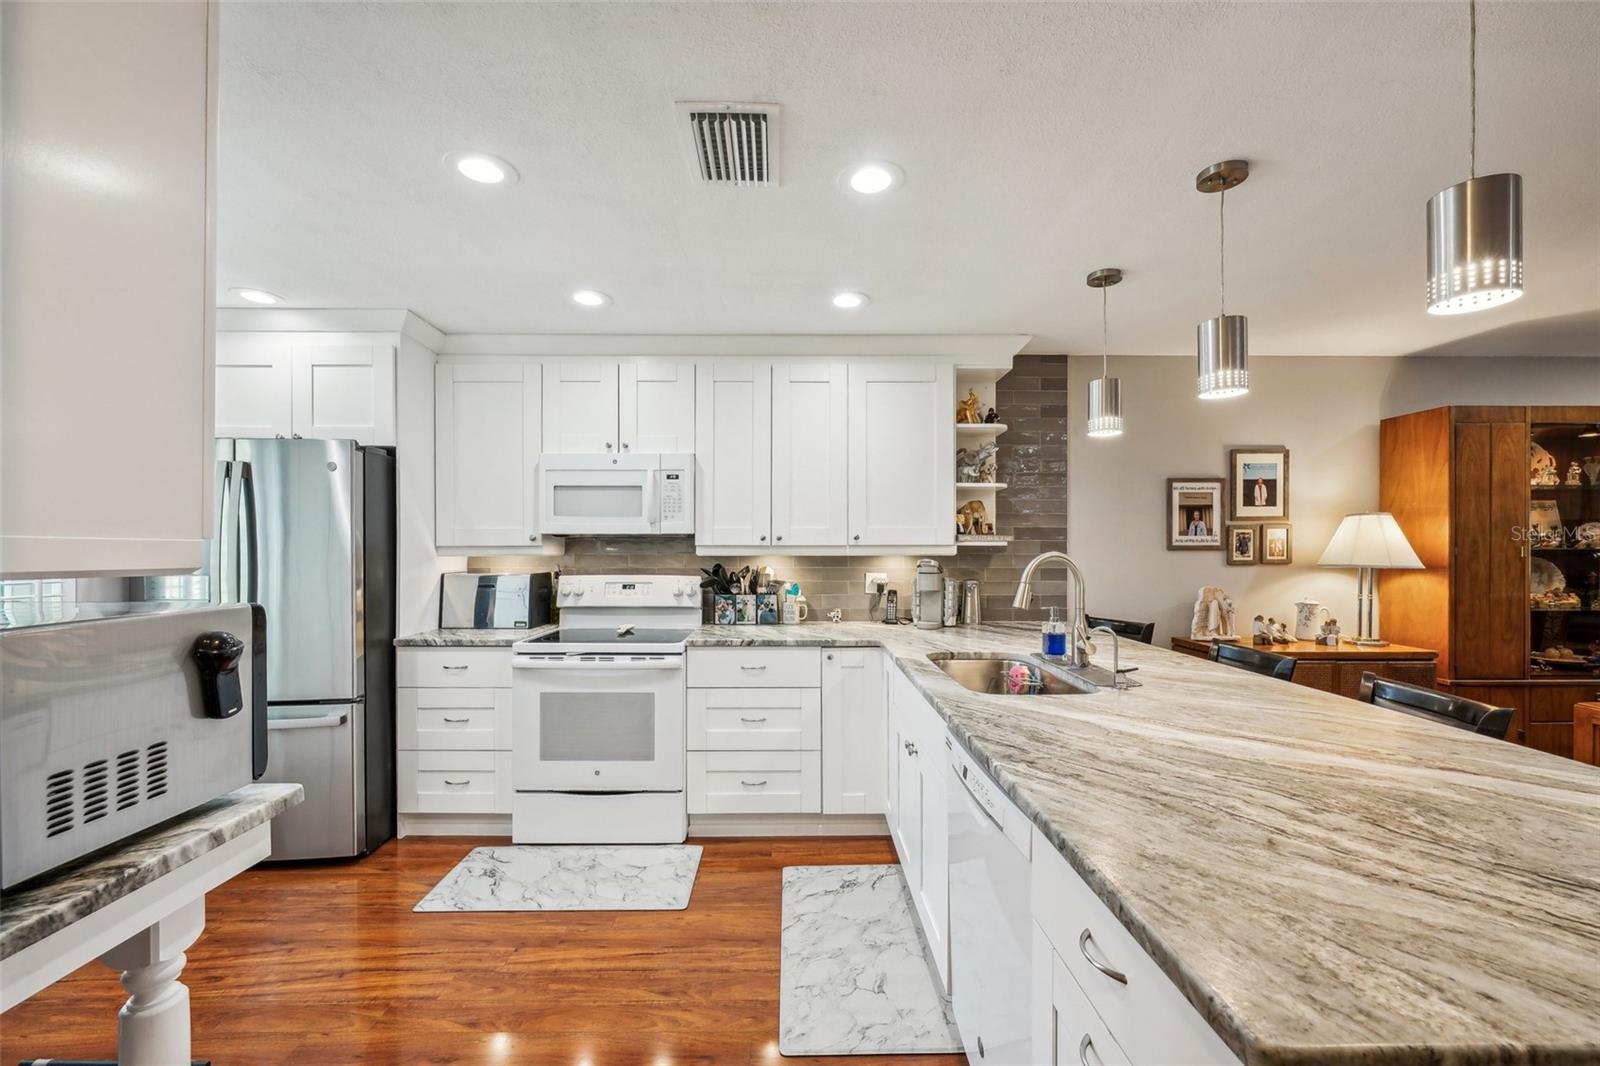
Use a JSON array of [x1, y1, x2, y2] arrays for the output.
[[1167, 446, 1292, 566]]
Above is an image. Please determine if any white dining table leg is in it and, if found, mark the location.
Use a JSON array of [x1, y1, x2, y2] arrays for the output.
[[98, 898, 206, 1066]]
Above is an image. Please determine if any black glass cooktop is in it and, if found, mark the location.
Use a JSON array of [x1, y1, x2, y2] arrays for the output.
[[525, 626, 693, 646]]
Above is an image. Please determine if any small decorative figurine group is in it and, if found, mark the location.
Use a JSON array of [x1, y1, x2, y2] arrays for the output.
[[1189, 586, 1238, 640], [956, 499, 994, 536], [956, 442, 998, 484], [1316, 616, 1341, 645], [1252, 615, 1293, 645], [956, 387, 1001, 426]]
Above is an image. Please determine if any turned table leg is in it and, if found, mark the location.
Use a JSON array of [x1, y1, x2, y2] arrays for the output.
[[98, 898, 206, 1066]]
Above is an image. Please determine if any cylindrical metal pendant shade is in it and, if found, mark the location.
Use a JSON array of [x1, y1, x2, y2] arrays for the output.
[[1426, 172, 1523, 315], [1196, 314, 1248, 399], [1086, 375, 1123, 438]]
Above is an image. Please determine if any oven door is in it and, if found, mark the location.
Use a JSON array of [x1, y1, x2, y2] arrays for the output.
[[511, 653, 685, 792], [536, 455, 659, 535]]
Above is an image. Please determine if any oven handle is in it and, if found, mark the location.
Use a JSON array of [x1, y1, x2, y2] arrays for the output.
[[512, 656, 685, 671]]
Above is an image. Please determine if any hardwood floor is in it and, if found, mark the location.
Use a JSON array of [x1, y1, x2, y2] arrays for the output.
[[1, 836, 966, 1066]]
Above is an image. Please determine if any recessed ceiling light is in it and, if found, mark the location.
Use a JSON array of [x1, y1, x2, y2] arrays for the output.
[[831, 291, 869, 309], [444, 151, 519, 186], [231, 287, 282, 305], [571, 289, 611, 308], [841, 162, 903, 195]]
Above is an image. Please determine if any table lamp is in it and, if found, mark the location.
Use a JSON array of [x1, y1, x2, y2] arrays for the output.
[[1316, 512, 1424, 646]]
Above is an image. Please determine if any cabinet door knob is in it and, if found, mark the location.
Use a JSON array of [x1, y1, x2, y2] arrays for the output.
[[760, 535, 767, 542], [621, 442, 630, 451], [853, 534, 861, 541], [775, 535, 783, 542], [528, 534, 538, 542], [605, 442, 613, 451]]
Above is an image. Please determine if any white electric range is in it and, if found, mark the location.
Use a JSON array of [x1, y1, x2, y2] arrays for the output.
[[509, 574, 701, 843]]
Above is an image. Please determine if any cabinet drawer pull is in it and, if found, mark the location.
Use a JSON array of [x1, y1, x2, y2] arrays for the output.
[[443, 779, 471, 787], [739, 716, 768, 724], [441, 665, 470, 671], [1077, 929, 1128, 985], [1078, 1034, 1097, 1066], [740, 779, 768, 788], [442, 716, 471, 724], [740, 664, 768, 671]]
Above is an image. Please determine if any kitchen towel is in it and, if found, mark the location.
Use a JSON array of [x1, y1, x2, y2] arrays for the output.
[[778, 864, 963, 1056], [414, 844, 702, 911]]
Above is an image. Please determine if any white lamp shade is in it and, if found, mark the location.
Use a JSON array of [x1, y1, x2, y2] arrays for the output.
[[1316, 513, 1424, 569]]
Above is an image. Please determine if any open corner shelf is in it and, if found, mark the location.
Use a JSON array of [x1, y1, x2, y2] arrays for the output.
[[956, 422, 1008, 436], [956, 535, 1011, 549], [956, 482, 1007, 491]]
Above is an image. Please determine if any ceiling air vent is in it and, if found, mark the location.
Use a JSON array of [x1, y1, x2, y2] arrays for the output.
[[677, 102, 780, 186]]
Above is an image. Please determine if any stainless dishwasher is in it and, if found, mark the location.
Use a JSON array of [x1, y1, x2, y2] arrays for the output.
[[947, 739, 1033, 1063]]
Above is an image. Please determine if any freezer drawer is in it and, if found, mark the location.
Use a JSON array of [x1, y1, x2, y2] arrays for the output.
[[260, 703, 359, 860]]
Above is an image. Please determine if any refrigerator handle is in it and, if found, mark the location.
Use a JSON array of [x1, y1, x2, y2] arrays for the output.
[[239, 460, 259, 604], [216, 460, 238, 604]]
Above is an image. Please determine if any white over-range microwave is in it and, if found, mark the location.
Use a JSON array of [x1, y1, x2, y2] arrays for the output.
[[535, 453, 694, 535]]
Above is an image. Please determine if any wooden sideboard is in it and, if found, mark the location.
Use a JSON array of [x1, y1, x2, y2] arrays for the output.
[[1170, 637, 1438, 699], [1571, 702, 1600, 767]]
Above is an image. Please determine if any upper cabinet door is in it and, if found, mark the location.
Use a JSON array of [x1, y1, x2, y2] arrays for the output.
[[847, 362, 954, 547], [695, 360, 771, 547], [436, 363, 541, 548], [291, 343, 396, 446], [2, 0, 218, 577], [216, 334, 293, 438], [543, 361, 620, 453], [772, 363, 848, 547], [619, 361, 695, 453]]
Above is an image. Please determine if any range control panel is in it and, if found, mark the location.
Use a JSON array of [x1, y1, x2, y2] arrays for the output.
[[558, 574, 700, 607]]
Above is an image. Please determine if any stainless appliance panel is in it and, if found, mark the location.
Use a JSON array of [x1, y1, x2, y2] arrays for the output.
[[235, 438, 360, 702], [261, 702, 359, 859], [440, 573, 551, 630]]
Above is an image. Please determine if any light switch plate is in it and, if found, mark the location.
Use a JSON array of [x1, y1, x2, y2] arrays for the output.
[[864, 571, 888, 594]]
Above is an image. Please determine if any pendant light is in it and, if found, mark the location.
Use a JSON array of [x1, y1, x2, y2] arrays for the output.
[[1426, 0, 1523, 315], [1085, 268, 1124, 438], [1195, 159, 1250, 399]]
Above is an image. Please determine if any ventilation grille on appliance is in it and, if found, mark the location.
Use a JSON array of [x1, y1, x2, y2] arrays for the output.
[[41, 742, 175, 839], [679, 102, 780, 186]]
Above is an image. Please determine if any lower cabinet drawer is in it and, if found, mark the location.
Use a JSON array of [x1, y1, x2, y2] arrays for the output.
[[1031, 829, 1239, 1065], [687, 688, 821, 750], [688, 750, 821, 814], [396, 648, 513, 688], [687, 647, 822, 688], [1035, 927, 1130, 1066], [397, 750, 511, 814], [397, 687, 510, 750]]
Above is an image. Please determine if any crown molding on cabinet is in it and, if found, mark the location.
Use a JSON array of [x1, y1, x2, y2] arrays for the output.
[[437, 333, 1030, 364], [215, 308, 445, 350]]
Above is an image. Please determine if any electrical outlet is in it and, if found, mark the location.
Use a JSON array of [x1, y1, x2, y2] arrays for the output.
[[864, 571, 888, 594]]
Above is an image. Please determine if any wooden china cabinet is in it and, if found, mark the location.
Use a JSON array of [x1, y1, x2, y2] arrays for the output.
[[1380, 405, 1600, 759]]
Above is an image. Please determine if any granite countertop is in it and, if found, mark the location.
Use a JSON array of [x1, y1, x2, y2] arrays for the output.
[[1, 782, 303, 959], [687, 621, 1600, 1065], [394, 624, 555, 647]]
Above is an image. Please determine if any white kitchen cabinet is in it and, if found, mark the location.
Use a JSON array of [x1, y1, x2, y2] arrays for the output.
[[620, 361, 695, 452], [435, 362, 543, 549], [772, 363, 849, 547], [215, 335, 294, 438], [1032, 925, 1132, 1066], [398, 649, 517, 825], [214, 334, 395, 445], [688, 750, 822, 814], [847, 362, 954, 547], [291, 343, 396, 445], [695, 360, 772, 548], [887, 665, 950, 987], [822, 648, 886, 813], [1, 1, 217, 577], [542, 361, 619, 453]]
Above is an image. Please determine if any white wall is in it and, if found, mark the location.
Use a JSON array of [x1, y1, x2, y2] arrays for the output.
[[1068, 355, 1600, 643]]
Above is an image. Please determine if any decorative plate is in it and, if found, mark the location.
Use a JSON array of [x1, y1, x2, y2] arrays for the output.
[[1530, 557, 1565, 595]]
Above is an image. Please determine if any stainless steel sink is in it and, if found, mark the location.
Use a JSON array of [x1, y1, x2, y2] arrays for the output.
[[928, 652, 1098, 695]]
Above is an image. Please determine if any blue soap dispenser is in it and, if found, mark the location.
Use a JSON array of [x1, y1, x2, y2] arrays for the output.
[[1042, 606, 1068, 658]]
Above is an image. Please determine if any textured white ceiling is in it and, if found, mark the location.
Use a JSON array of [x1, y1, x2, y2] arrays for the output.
[[216, 1, 1600, 356]]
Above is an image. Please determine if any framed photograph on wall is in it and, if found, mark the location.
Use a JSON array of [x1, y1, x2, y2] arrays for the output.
[[1167, 478, 1224, 550], [1229, 446, 1290, 520], [1262, 523, 1292, 564], [1227, 524, 1260, 565]]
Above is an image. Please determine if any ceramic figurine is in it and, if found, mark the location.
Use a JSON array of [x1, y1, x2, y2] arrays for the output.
[[1190, 586, 1238, 640], [1267, 617, 1293, 644], [1584, 456, 1600, 487], [956, 388, 982, 424], [957, 499, 989, 532], [956, 447, 980, 483], [1251, 614, 1271, 645], [983, 406, 999, 424], [975, 441, 999, 483], [828, 608, 844, 623], [1318, 617, 1341, 645], [1567, 461, 1585, 486], [1530, 442, 1560, 486]]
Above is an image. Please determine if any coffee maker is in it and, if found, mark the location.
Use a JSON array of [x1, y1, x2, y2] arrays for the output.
[[914, 559, 945, 630]]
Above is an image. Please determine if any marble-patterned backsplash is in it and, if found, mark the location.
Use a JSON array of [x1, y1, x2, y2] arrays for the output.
[[470, 354, 1071, 623]]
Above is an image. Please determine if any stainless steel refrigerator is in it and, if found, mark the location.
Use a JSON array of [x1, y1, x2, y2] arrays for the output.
[[211, 437, 396, 860]]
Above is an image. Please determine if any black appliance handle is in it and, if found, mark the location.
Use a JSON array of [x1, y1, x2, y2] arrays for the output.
[[251, 603, 269, 779]]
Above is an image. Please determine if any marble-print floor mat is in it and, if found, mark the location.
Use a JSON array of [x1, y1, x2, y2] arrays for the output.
[[414, 844, 702, 911], [779, 864, 963, 1056]]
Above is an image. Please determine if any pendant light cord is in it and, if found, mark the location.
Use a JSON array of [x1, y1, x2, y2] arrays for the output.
[[1469, 0, 1477, 179], [1219, 188, 1227, 316], [1101, 285, 1109, 377]]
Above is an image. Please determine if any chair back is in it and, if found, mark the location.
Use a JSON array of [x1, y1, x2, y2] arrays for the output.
[[1085, 615, 1155, 645], [1357, 672, 1513, 739], [1207, 639, 1296, 681]]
